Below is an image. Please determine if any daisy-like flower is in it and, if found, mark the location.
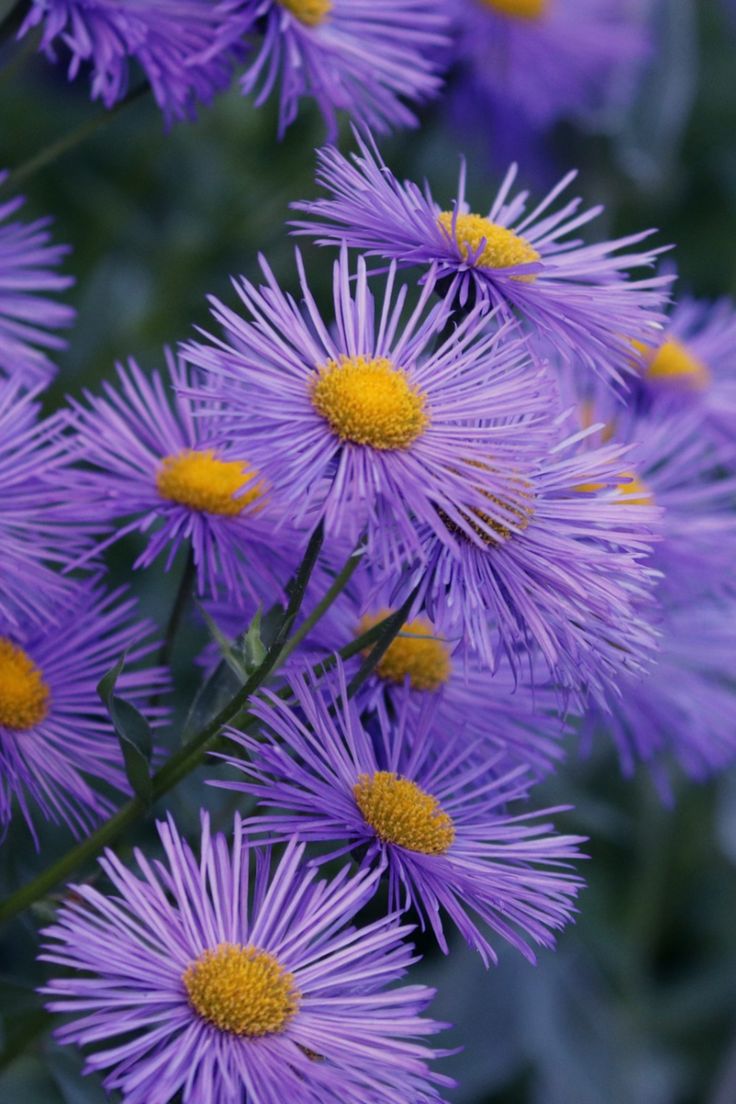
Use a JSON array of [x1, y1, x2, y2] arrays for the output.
[[256, 568, 569, 775], [218, 667, 585, 965], [291, 132, 671, 384], [0, 171, 75, 388], [449, 0, 650, 132], [67, 349, 304, 601], [0, 381, 92, 627], [596, 407, 736, 603], [582, 597, 736, 788], [631, 293, 736, 441], [41, 814, 453, 1104], [410, 417, 662, 703], [182, 247, 554, 569], [0, 582, 168, 844], [20, 1, 241, 126], [217, 0, 448, 139]]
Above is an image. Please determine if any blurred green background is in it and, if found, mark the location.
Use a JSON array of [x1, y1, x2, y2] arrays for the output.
[[2, 0, 736, 1101]]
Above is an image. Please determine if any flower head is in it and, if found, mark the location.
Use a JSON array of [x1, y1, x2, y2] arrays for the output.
[[411, 418, 662, 704], [220, 0, 448, 139], [217, 666, 585, 965], [67, 349, 304, 601], [582, 597, 736, 789], [0, 582, 168, 844], [0, 381, 93, 628], [632, 294, 736, 442], [182, 248, 553, 568], [41, 814, 452, 1104], [21, 1, 241, 125], [291, 131, 671, 385], [261, 568, 569, 775], [449, 0, 650, 132], [0, 172, 75, 388]]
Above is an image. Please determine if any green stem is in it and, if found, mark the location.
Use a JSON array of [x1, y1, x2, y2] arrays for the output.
[[0, 82, 150, 195], [274, 541, 365, 667]]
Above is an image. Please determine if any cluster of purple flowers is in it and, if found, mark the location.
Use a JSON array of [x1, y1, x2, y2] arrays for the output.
[[20, 0, 656, 140], [1, 21, 734, 1096]]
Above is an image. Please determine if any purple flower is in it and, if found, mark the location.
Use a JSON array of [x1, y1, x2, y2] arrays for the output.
[[291, 131, 672, 385], [582, 597, 736, 789], [217, 666, 585, 965], [259, 567, 569, 775], [67, 349, 304, 601], [182, 247, 553, 569], [219, 0, 448, 139], [0, 381, 93, 628], [411, 417, 662, 704], [632, 294, 736, 442], [21, 1, 241, 125], [609, 408, 736, 603], [448, 0, 650, 132], [0, 582, 168, 844], [41, 814, 452, 1104], [0, 171, 75, 388]]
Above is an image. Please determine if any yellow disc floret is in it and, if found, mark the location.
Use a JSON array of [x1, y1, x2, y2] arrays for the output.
[[357, 611, 452, 692], [0, 638, 50, 731], [183, 944, 300, 1037], [279, 0, 331, 25], [480, 0, 548, 17], [634, 337, 711, 391], [439, 464, 535, 546], [437, 212, 541, 274], [616, 471, 654, 506], [310, 355, 429, 450], [353, 771, 455, 854], [156, 449, 264, 516], [574, 470, 654, 506]]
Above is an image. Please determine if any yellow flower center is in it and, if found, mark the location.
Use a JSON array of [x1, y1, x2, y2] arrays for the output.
[[480, 0, 548, 17], [0, 638, 50, 731], [310, 355, 429, 450], [439, 464, 535, 546], [353, 771, 455, 854], [156, 449, 264, 517], [279, 0, 331, 25], [574, 470, 654, 505], [633, 337, 711, 391], [358, 611, 452, 692], [183, 944, 300, 1037], [437, 212, 540, 275]]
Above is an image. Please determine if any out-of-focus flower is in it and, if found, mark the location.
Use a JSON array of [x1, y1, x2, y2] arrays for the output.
[[182, 248, 552, 569], [0, 381, 92, 627], [218, 0, 448, 139], [41, 815, 452, 1104], [0, 171, 75, 388], [581, 598, 736, 789], [291, 132, 671, 385], [67, 349, 303, 601], [20, 0, 242, 125], [0, 583, 167, 844], [608, 409, 736, 603], [632, 294, 736, 442], [218, 666, 585, 965], [449, 0, 651, 132]]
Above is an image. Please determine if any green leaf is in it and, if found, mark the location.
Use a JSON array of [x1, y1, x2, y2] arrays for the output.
[[97, 655, 153, 805]]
